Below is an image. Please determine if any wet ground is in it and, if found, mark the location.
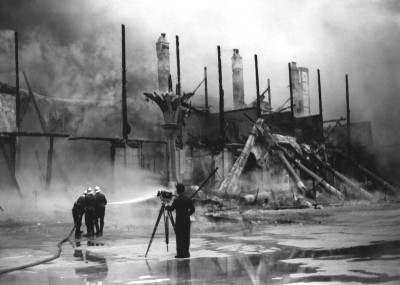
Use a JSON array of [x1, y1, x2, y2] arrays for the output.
[[0, 202, 400, 284]]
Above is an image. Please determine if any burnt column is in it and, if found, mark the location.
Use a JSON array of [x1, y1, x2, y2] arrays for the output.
[[254, 54, 261, 117], [45, 136, 54, 191], [288, 63, 294, 117], [218, 46, 225, 179], [288, 62, 295, 134], [267, 78, 271, 111], [218, 46, 225, 146], [204, 67, 208, 109], [318, 69, 323, 137], [15, 32, 20, 171], [15, 32, 20, 129], [121, 25, 129, 142], [345, 74, 351, 152], [176, 35, 181, 95]]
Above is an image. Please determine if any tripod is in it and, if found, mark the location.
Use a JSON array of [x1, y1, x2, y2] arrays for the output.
[[145, 202, 176, 257]]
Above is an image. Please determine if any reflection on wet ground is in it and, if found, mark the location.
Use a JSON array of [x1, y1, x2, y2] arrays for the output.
[[136, 239, 400, 284], [2, 238, 398, 284], [73, 241, 108, 284]]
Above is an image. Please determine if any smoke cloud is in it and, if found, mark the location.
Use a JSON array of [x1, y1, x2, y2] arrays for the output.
[[1, 0, 400, 217], [2, 0, 400, 146]]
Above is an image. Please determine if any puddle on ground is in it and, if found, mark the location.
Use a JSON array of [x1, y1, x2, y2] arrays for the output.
[[1, 239, 399, 284], [77, 239, 400, 284]]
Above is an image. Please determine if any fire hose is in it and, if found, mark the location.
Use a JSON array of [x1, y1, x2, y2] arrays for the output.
[[0, 214, 81, 275]]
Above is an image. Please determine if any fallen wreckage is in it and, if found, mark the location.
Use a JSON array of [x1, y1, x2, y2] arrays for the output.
[[216, 117, 398, 208]]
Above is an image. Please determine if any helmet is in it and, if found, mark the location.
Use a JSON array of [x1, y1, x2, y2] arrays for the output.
[[95, 186, 101, 193], [87, 187, 92, 192]]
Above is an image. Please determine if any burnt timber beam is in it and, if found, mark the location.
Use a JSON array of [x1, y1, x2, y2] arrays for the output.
[[318, 69, 323, 136], [0, 132, 69, 137], [323, 117, 346, 124], [15, 32, 20, 130], [181, 102, 206, 114], [176, 35, 181, 95], [121, 24, 130, 141], [68, 136, 166, 145], [0, 143, 23, 199], [333, 149, 399, 194], [23, 73, 71, 186], [254, 54, 261, 118], [23, 72, 47, 129], [288, 62, 294, 118], [267, 78, 271, 111], [45, 136, 54, 191], [283, 153, 343, 199], [35, 150, 45, 182], [217, 46, 225, 147], [345, 74, 351, 153], [204, 67, 208, 109], [15, 32, 21, 172]]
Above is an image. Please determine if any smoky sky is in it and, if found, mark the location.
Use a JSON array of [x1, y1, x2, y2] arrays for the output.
[[1, 0, 400, 145]]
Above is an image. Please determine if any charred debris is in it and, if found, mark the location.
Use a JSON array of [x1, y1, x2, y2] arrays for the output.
[[0, 28, 399, 213]]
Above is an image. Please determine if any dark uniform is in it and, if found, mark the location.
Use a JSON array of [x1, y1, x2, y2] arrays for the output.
[[72, 195, 85, 237], [166, 193, 195, 258], [84, 192, 96, 237], [94, 191, 107, 236]]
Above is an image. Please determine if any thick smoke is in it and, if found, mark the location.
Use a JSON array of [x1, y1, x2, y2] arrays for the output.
[[1, 0, 400, 222], [0, 0, 167, 223]]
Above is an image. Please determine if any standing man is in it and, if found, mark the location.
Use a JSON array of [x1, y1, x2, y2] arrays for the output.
[[83, 187, 96, 238], [166, 183, 195, 258], [72, 190, 86, 237], [94, 186, 107, 236]]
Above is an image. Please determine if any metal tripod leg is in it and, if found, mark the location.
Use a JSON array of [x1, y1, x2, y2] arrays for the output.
[[168, 211, 176, 233], [164, 210, 169, 252], [145, 203, 165, 257]]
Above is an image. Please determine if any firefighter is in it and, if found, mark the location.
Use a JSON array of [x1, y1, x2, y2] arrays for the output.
[[166, 183, 195, 258], [72, 190, 86, 237], [83, 187, 96, 238], [94, 186, 107, 236]]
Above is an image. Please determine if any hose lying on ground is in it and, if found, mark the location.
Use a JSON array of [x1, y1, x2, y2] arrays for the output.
[[0, 216, 80, 275]]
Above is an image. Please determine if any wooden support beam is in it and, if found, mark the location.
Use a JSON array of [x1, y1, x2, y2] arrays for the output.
[[1, 143, 23, 199], [267, 78, 271, 111], [204, 67, 208, 109], [217, 46, 225, 147], [23, 72, 47, 130], [254, 54, 261, 118], [23, 73, 71, 186], [0, 131, 69, 137], [121, 24, 130, 141], [68, 136, 166, 145], [345, 74, 351, 153], [176, 35, 181, 96], [15, 32, 20, 130], [45, 136, 54, 191], [288, 63, 294, 118], [35, 150, 45, 182]]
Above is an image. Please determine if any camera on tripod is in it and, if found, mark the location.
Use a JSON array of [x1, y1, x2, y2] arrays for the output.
[[145, 190, 176, 257], [157, 190, 173, 203]]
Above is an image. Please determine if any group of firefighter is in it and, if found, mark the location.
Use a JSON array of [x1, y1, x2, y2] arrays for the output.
[[72, 186, 107, 238], [71, 183, 195, 259]]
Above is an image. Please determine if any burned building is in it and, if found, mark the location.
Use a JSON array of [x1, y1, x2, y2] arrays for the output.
[[1, 31, 397, 205]]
